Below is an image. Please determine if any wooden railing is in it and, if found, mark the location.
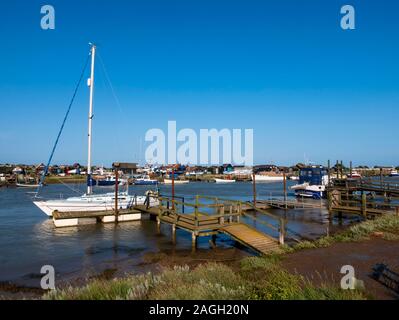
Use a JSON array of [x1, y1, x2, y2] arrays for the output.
[[195, 195, 286, 245]]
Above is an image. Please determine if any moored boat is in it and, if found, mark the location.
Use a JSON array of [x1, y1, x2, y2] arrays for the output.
[[33, 44, 156, 217], [96, 176, 127, 186], [254, 174, 284, 182], [389, 169, 399, 177], [214, 178, 236, 184], [348, 170, 362, 179], [163, 179, 189, 185], [134, 176, 159, 185], [290, 166, 328, 199]]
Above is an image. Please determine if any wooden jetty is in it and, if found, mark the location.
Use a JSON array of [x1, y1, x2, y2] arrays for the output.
[[134, 195, 286, 254], [328, 180, 399, 218], [256, 199, 325, 210]]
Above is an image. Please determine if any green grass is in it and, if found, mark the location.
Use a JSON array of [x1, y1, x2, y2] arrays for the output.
[[45, 256, 366, 300]]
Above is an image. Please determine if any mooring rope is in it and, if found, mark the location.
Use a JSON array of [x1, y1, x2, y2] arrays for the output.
[[34, 52, 91, 197]]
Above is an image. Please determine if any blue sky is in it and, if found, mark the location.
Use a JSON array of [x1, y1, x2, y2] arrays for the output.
[[0, 0, 398, 167]]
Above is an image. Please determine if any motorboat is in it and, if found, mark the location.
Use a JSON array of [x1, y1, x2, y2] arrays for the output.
[[290, 166, 328, 199], [348, 170, 362, 179], [389, 169, 399, 177], [134, 176, 159, 185]]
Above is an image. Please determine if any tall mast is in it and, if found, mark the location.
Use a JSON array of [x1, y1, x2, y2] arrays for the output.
[[87, 44, 96, 195]]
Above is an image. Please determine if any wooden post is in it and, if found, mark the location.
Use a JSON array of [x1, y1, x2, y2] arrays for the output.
[[361, 192, 367, 217], [172, 224, 176, 244], [340, 160, 344, 179], [156, 217, 161, 234], [252, 170, 257, 208], [350, 161, 353, 178], [114, 165, 119, 222], [210, 234, 217, 248], [172, 168, 175, 210], [283, 171, 287, 209], [191, 232, 197, 252], [336, 160, 339, 180], [380, 168, 383, 186], [328, 160, 331, 187], [220, 204, 225, 225], [279, 219, 285, 245]]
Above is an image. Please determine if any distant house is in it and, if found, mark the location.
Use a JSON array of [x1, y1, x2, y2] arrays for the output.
[[0, 165, 13, 175], [112, 162, 138, 175]]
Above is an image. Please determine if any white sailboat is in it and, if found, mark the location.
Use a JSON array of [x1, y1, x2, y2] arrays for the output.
[[33, 45, 154, 217]]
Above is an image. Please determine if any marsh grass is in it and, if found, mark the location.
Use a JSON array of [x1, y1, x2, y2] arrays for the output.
[[46, 256, 366, 300], [45, 213, 399, 300], [286, 214, 399, 252]]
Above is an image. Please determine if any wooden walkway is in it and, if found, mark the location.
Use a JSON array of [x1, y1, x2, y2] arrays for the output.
[[328, 189, 399, 217], [330, 179, 399, 197], [259, 199, 324, 210], [134, 195, 287, 254], [220, 224, 280, 254]]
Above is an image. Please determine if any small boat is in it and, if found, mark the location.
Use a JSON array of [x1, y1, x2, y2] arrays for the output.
[[214, 178, 236, 184], [348, 170, 362, 179], [134, 176, 158, 185], [389, 169, 399, 177], [96, 176, 127, 186], [163, 179, 189, 185], [254, 174, 284, 182], [16, 183, 41, 188], [290, 166, 328, 199]]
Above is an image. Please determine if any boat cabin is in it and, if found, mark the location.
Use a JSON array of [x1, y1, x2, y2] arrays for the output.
[[299, 166, 327, 186]]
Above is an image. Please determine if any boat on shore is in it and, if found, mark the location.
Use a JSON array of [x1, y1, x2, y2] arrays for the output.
[[214, 178, 236, 184]]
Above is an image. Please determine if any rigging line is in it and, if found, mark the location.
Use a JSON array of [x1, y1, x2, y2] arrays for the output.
[[35, 52, 91, 197], [56, 178, 83, 195], [97, 52, 124, 114]]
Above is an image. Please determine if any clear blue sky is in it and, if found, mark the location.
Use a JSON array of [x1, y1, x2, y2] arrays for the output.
[[0, 0, 398, 167]]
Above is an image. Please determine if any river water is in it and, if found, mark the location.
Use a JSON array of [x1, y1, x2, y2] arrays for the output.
[[0, 179, 378, 287]]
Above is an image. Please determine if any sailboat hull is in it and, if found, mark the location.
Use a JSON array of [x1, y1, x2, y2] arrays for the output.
[[34, 194, 156, 217]]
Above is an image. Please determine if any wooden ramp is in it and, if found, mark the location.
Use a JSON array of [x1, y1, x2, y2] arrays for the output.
[[220, 223, 281, 255]]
